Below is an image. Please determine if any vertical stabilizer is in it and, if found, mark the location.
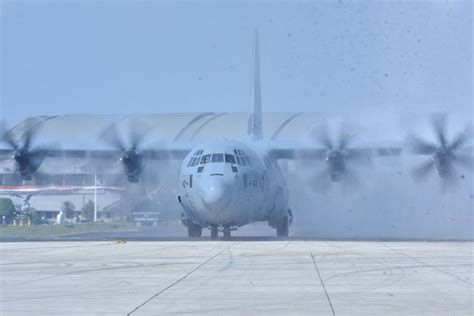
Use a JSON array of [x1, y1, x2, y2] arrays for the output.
[[249, 29, 263, 140]]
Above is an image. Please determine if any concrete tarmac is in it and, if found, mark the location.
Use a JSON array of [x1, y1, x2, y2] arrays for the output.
[[0, 241, 472, 315]]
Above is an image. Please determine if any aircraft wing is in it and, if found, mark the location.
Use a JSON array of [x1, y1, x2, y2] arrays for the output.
[[265, 141, 403, 160], [44, 148, 190, 160], [0, 146, 191, 160], [0, 142, 193, 181]]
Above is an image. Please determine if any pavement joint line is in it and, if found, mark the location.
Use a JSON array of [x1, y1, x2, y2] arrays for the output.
[[127, 243, 233, 315], [379, 242, 473, 286], [310, 251, 336, 316]]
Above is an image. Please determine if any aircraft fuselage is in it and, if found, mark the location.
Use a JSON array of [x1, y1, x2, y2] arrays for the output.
[[177, 139, 290, 235]]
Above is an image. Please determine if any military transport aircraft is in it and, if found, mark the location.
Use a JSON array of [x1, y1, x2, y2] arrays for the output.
[[0, 31, 472, 239]]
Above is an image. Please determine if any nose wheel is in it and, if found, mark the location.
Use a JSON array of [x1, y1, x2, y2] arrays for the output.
[[209, 225, 233, 240]]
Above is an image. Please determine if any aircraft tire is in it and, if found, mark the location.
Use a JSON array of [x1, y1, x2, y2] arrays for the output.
[[276, 217, 289, 238], [210, 226, 218, 240], [223, 227, 231, 240], [188, 223, 202, 238]]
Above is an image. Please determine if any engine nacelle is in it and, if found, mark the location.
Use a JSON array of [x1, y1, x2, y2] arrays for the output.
[[12, 148, 45, 180], [120, 149, 143, 183], [433, 149, 453, 178], [325, 150, 346, 182]]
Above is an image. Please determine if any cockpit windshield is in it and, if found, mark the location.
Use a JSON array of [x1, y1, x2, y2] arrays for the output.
[[200, 154, 211, 164], [188, 153, 240, 167], [225, 154, 235, 164], [187, 151, 247, 168], [211, 153, 224, 162]]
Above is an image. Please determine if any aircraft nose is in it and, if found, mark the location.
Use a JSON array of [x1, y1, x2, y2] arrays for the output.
[[202, 180, 230, 209]]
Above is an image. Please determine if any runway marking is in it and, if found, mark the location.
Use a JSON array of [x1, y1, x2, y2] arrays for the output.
[[310, 252, 336, 316], [380, 243, 473, 286], [127, 244, 233, 315]]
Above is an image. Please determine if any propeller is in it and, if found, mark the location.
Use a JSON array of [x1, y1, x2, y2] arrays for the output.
[[0, 121, 48, 180], [408, 114, 473, 183], [299, 122, 372, 192], [100, 119, 152, 183]]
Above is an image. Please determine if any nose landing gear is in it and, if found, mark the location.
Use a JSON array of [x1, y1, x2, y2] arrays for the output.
[[208, 225, 235, 240]]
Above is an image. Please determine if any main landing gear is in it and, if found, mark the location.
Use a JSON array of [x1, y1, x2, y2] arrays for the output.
[[223, 226, 231, 240], [276, 217, 289, 238], [275, 209, 293, 238], [187, 222, 202, 238], [210, 225, 218, 240]]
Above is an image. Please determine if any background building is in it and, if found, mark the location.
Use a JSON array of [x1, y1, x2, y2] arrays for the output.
[[1, 113, 472, 239]]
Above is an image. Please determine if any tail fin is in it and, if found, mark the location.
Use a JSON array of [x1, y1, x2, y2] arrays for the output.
[[248, 29, 263, 141]]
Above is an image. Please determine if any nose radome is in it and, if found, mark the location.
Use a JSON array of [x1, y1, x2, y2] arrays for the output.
[[202, 181, 230, 208]]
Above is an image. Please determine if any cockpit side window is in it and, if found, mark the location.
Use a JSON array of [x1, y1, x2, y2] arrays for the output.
[[188, 156, 202, 167], [193, 150, 203, 156], [225, 154, 236, 164], [187, 157, 196, 167], [233, 149, 252, 166], [200, 154, 211, 164], [211, 153, 224, 163], [194, 157, 201, 166]]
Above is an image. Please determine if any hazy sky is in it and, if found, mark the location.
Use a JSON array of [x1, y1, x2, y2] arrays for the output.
[[1, 0, 472, 125]]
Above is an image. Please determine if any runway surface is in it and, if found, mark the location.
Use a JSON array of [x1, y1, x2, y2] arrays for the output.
[[1, 241, 473, 315]]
